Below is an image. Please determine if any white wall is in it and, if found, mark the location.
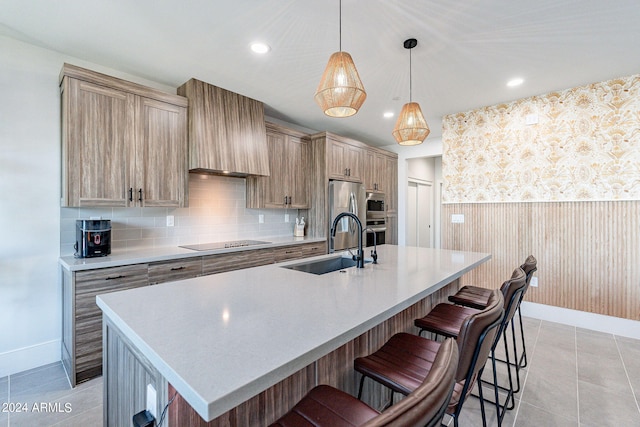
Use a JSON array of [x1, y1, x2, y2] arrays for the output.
[[384, 138, 443, 246], [0, 36, 297, 377]]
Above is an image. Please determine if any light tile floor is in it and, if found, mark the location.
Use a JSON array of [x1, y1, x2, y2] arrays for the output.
[[1, 318, 639, 426]]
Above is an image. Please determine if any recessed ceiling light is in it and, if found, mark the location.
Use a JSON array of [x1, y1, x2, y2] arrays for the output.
[[507, 77, 524, 87], [383, 111, 394, 118], [250, 42, 271, 54]]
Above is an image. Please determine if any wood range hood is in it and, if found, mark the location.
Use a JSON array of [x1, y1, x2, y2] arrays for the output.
[[178, 78, 270, 177]]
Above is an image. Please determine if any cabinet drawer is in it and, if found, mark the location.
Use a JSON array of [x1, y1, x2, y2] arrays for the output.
[[299, 243, 325, 258], [202, 248, 274, 275], [148, 258, 202, 284], [274, 242, 326, 262], [75, 264, 149, 322]]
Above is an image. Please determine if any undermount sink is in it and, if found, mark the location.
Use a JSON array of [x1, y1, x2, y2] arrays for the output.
[[282, 255, 372, 275]]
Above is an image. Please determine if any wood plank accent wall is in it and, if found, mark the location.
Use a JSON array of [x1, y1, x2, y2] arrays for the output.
[[442, 201, 640, 321], [166, 280, 460, 426]]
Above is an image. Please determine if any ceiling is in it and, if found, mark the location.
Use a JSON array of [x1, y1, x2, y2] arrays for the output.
[[2, 0, 639, 147]]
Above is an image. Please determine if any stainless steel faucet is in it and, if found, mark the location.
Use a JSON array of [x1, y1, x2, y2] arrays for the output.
[[330, 212, 364, 268]]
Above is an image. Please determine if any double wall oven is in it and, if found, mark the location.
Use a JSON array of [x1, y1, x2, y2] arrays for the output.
[[365, 192, 386, 247]]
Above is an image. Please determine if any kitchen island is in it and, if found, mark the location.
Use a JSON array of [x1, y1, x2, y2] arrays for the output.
[[97, 245, 490, 426]]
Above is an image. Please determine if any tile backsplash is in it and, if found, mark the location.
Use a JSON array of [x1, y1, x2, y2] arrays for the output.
[[60, 174, 299, 256]]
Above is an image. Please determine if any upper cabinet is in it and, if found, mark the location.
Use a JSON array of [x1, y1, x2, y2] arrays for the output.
[[60, 64, 188, 208], [246, 122, 310, 209], [177, 78, 270, 176], [363, 150, 389, 192], [327, 137, 363, 182]]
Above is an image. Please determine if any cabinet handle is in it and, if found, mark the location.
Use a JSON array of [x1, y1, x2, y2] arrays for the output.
[[284, 196, 288, 205], [105, 275, 125, 280], [138, 188, 143, 202], [344, 168, 348, 176], [348, 168, 351, 176], [287, 196, 292, 205], [128, 188, 133, 202], [170, 266, 186, 271]]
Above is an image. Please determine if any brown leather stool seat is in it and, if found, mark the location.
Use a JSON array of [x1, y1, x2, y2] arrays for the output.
[[354, 292, 504, 427], [414, 268, 527, 426], [448, 255, 537, 374], [270, 338, 459, 427]]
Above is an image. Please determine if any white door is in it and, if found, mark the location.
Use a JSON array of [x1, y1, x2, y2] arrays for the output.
[[407, 180, 433, 248]]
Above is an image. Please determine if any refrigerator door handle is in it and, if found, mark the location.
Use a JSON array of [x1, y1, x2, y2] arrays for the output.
[[349, 192, 357, 233]]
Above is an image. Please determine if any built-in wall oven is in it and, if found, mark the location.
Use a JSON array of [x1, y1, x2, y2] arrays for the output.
[[365, 192, 386, 247]]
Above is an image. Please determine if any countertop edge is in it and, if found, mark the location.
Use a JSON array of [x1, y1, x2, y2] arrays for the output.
[[60, 237, 327, 271]]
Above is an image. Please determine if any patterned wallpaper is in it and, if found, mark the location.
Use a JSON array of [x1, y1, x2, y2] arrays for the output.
[[442, 74, 640, 203]]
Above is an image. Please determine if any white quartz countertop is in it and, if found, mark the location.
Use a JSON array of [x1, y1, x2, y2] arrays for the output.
[[96, 245, 490, 422], [59, 236, 326, 271]]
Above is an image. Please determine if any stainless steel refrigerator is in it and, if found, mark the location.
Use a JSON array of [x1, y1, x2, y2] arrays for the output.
[[328, 180, 366, 252]]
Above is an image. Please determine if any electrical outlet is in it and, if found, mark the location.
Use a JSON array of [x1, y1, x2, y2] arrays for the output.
[[146, 384, 157, 418], [166, 215, 174, 227], [284, 214, 290, 223], [451, 214, 465, 224], [258, 214, 264, 223], [530, 277, 538, 287]]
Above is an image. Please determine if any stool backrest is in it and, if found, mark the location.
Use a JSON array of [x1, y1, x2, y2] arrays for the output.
[[520, 255, 538, 294], [455, 289, 504, 382], [499, 267, 527, 324], [361, 338, 459, 427]]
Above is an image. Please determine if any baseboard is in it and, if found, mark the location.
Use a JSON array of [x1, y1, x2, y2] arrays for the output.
[[0, 339, 60, 377], [520, 301, 640, 340]]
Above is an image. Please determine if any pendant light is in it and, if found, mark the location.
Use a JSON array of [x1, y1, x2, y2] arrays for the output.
[[392, 38, 430, 145], [314, 0, 366, 117]]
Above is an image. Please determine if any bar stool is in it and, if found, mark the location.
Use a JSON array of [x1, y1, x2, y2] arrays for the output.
[[414, 268, 527, 425], [449, 256, 537, 376], [353, 291, 504, 427], [269, 338, 459, 427]]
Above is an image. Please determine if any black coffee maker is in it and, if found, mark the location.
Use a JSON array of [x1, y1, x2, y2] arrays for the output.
[[74, 219, 111, 258]]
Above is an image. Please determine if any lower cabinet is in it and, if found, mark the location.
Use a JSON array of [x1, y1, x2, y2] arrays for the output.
[[62, 264, 149, 385], [62, 241, 326, 386]]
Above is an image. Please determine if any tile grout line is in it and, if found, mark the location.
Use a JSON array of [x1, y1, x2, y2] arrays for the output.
[[574, 326, 580, 427], [511, 318, 542, 427], [613, 335, 640, 416]]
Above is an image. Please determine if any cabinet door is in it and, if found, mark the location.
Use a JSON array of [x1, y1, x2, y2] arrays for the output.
[[328, 139, 362, 182], [288, 136, 310, 208], [363, 150, 376, 191], [373, 153, 387, 193], [263, 131, 288, 208], [386, 214, 398, 245], [136, 97, 188, 207], [74, 264, 148, 383], [62, 78, 133, 207]]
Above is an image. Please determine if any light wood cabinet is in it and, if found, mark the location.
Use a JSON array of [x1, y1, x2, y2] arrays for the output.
[[305, 132, 398, 243], [327, 138, 363, 182], [62, 240, 326, 386], [62, 264, 149, 385], [247, 123, 310, 209], [363, 150, 388, 192], [148, 257, 203, 285], [177, 78, 270, 176], [60, 64, 188, 208]]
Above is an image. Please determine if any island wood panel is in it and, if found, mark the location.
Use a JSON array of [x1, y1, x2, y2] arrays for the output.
[[104, 317, 169, 427], [442, 201, 640, 321], [162, 279, 461, 426]]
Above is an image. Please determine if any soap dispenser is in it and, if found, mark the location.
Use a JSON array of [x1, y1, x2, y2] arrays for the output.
[[294, 217, 305, 237]]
